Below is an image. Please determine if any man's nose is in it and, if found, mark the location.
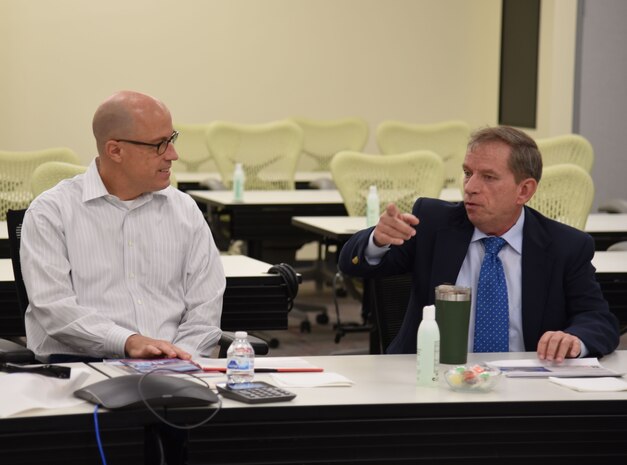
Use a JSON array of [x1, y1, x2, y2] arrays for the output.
[[464, 174, 478, 194], [164, 144, 179, 161]]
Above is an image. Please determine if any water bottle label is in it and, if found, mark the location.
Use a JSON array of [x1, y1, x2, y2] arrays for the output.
[[227, 358, 250, 370]]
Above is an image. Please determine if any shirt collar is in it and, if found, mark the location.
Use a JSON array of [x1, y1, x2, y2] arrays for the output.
[[82, 158, 170, 206], [470, 208, 525, 254]]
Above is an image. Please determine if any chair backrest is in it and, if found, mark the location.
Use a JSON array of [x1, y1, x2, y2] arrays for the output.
[[30, 161, 87, 197], [527, 164, 594, 230], [536, 134, 594, 172], [6, 209, 29, 317], [173, 123, 217, 173], [289, 117, 369, 172], [206, 120, 303, 190], [367, 274, 412, 354], [330, 150, 444, 216], [376, 120, 470, 187], [0, 147, 80, 220], [1, 208, 35, 362]]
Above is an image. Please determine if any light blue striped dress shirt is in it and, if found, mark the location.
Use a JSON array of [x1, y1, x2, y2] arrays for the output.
[[21, 160, 225, 361]]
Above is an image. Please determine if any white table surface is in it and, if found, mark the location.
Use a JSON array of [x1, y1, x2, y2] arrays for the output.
[[219, 254, 276, 277], [292, 214, 627, 238], [188, 187, 462, 208], [585, 213, 627, 232], [2, 250, 624, 283], [175, 171, 333, 184], [188, 189, 345, 206], [1, 211, 623, 241], [591, 250, 627, 273], [93, 351, 627, 409], [0, 255, 276, 283]]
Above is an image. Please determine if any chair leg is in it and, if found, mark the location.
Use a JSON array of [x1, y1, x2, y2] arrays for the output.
[[332, 272, 371, 344]]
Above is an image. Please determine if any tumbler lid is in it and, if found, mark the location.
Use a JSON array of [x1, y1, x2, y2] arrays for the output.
[[435, 284, 471, 301]]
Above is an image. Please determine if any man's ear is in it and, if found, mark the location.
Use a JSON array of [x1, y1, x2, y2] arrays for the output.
[[104, 140, 123, 163], [518, 178, 538, 205]]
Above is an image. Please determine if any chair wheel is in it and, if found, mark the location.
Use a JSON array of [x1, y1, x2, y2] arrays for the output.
[[335, 287, 348, 297], [268, 338, 280, 349], [316, 313, 329, 325], [300, 321, 311, 333]]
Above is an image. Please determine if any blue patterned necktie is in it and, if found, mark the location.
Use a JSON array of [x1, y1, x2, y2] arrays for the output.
[[473, 236, 509, 352]]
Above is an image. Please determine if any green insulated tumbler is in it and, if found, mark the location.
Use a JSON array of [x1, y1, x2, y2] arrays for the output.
[[435, 284, 471, 364]]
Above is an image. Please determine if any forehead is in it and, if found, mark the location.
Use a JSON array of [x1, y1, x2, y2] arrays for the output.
[[132, 108, 173, 140], [464, 141, 512, 172]]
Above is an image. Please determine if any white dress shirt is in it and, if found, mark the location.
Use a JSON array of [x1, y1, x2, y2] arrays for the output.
[[21, 160, 225, 361]]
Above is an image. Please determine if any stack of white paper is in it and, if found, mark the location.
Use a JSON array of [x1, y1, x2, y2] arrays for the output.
[[0, 368, 90, 418], [549, 377, 627, 392]]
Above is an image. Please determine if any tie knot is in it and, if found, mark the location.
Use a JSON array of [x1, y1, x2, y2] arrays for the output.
[[483, 236, 506, 255]]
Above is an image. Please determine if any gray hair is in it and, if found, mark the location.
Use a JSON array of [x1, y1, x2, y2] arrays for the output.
[[468, 126, 542, 183]]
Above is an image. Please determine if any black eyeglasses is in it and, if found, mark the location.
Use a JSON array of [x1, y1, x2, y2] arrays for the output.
[[115, 130, 179, 155]]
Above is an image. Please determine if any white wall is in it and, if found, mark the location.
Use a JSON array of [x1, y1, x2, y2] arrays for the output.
[[0, 0, 578, 165]]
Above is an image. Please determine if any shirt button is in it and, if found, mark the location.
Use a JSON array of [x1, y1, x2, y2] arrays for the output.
[[137, 299, 142, 305], [129, 273, 135, 279]]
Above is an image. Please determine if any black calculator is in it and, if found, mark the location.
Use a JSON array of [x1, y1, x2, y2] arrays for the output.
[[216, 381, 296, 404]]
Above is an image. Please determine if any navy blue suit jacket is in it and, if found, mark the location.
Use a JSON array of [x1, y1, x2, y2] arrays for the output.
[[338, 198, 619, 357]]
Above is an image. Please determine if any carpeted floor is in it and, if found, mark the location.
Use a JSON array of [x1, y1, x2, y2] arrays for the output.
[[256, 280, 372, 357]]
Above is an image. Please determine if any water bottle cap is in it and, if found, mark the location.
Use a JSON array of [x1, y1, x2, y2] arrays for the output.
[[234, 331, 248, 338], [369, 185, 377, 194], [422, 305, 436, 320]]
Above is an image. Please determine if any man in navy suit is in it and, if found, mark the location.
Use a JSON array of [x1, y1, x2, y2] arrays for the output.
[[339, 126, 619, 361]]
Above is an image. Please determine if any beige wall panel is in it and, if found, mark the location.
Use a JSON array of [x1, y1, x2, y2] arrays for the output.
[[0, 0, 573, 165]]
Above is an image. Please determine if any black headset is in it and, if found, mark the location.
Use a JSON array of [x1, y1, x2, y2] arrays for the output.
[[267, 263, 299, 312]]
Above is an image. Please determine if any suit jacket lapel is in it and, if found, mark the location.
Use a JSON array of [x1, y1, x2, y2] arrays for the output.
[[431, 206, 474, 293], [521, 207, 554, 350]]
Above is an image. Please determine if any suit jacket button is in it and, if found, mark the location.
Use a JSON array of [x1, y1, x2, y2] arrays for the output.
[[352, 256, 359, 265]]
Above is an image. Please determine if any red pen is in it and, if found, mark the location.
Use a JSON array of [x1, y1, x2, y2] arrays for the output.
[[201, 367, 323, 373]]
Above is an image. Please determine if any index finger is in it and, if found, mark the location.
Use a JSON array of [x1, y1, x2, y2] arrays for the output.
[[536, 332, 552, 360], [383, 203, 418, 226]]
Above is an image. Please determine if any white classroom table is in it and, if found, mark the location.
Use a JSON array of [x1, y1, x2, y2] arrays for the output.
[[291, 213, 627, 249], [0, 254, 295, 336], [174, 170, 333, 186], [3, 352, 627, 462]]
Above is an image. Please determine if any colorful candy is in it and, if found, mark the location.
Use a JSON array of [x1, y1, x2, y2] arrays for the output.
[[444, 364, 501, 392]]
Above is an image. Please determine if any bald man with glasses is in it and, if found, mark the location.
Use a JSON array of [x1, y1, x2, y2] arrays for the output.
[[21, 90, 226, 363]]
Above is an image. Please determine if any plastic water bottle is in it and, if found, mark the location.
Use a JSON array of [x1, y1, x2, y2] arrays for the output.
[[232, 163, 245, 202], [416, 305, 440, 387], [226, 331, 255, 385], [366, 185, 380, 227]]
